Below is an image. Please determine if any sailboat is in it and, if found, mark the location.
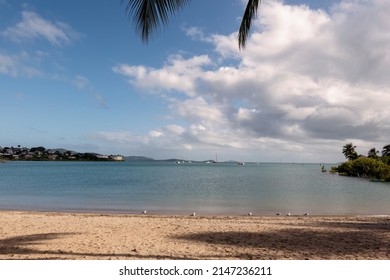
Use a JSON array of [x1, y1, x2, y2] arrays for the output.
[[206, 153, 218, 164]]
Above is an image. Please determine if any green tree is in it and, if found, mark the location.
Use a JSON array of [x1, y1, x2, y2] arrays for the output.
[[337, 157, 390, 181], [122, 0, 261, 49], [367, 147, 379, 159], [382, 144, 390, 166], [30, 146, 46, 153], [342, 143, 358, 161], [382, 144, 390, 157]]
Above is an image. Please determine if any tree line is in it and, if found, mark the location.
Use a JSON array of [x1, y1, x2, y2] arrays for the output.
[[334, 143, 390, 181]]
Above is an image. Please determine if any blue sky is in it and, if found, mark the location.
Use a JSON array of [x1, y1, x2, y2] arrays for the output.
[[1, 0, 389, 162]]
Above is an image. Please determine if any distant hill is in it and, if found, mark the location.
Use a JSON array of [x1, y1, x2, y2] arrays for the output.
[[161, 158, 185, 162], [125, 156, 155, 161], [123, 156, 247, 163]]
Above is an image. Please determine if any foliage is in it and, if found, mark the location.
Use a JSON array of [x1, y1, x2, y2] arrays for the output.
[[367, 147, 379, 159], [238, 0, 261, 49], [381, 156, 390, 165], [329, 166, 338, 174], [122, 0, 261, 49], [30, 146, 46, 153], [336, 157, 390, 181], [122, 0, 191, 43], [336, 143, 390, 182], [342, 143, 358, 161], [382, 144, 390, 157]]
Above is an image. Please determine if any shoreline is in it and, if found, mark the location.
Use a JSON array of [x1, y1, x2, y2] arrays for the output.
[[1, 208, 389, 217], [0, 210, 389, 260], [1, 207, 389, 217]]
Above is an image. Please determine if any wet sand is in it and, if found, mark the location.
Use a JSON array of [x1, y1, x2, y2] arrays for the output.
[[0, 211, 389, 259]]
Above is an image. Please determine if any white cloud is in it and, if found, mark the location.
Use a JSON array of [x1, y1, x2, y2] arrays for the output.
[[184, 26, 210, 42], [0, 51, 43, 77], [166, 124, 185, 135], [2, 11, 81, 46], [91, 131, 140, 144], [111, 0, 390, 162], [0, 53, 16, 76], [149, 130, 163, 138], [184, 25, 240, 60], [73, 75, 91, 90], [113, 55, 212, 97], [72, 75, 108, 108]]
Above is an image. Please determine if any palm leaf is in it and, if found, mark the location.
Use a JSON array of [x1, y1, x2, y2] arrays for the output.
[[238, 0, 261, 49], [122, 0, 191, 42], [382, 144, 390, 157]]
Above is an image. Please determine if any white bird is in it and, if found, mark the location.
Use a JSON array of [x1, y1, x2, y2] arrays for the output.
[[304, 213, 309, 216], [142, 210, 147, 214], [191, 212, 196, 216], [248, 212, 252, 216], [287, 213, 291, 216]]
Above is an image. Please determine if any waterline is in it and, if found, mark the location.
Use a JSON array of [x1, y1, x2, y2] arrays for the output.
[[0, 161, 389, 215]]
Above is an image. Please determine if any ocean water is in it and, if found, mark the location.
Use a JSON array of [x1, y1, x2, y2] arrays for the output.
[[0, 161, 389, 215]]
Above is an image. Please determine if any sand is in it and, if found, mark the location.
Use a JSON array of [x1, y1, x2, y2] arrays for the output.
[[0, 211, 389, 260]]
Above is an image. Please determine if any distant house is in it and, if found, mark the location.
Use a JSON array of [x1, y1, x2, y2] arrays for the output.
[[97, 155, 109, 159], [110, 155, 124, 161], [48, 154, 59, 160]]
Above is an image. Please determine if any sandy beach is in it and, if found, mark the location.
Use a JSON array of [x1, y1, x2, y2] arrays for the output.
[[0, 211, 389, 260]]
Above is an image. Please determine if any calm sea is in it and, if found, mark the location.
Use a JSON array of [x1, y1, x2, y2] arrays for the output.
[[0, 161, 389, 215]]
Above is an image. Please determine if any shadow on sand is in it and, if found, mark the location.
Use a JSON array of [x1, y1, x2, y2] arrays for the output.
[[1, 218, 389, 260], [174, 219, 390, 259], [0, 233, 189, 260]]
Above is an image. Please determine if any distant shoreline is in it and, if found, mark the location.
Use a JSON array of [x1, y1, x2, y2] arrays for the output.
[[1, 146, 337, 164], [1, 158, 337, 164], [0, 145, 124, 162]]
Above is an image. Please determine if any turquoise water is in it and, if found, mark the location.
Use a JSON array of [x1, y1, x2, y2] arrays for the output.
[[0, 161, 389, 215]]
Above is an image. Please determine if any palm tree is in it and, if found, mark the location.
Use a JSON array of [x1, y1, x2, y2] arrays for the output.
[[342, 143, 358, 161], [382, 144, 390, 157], [122, 0, 261, 49], [367, 147, 379, 159], [238, 0, 260, 49]]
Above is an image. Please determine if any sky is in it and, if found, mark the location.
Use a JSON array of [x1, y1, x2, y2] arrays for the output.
[[1, 0, 389, 163]]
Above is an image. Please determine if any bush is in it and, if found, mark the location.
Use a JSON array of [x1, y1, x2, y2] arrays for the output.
[[336, 157, 390, 181], [381, 156, 390, 166]]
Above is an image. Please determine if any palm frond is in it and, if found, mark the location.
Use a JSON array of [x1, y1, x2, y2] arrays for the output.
[[238, 0, 261, 49], [122, 0, 191, 43]]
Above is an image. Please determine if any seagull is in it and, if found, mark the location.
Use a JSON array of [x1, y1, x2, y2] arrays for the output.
[[287, 213, 291, 216], [276, 212, 281, 216], [191, 212, 196, 216], [142, 210, 147, 214], [248, 212, 252, 216], [304, 213, 309, 216]]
